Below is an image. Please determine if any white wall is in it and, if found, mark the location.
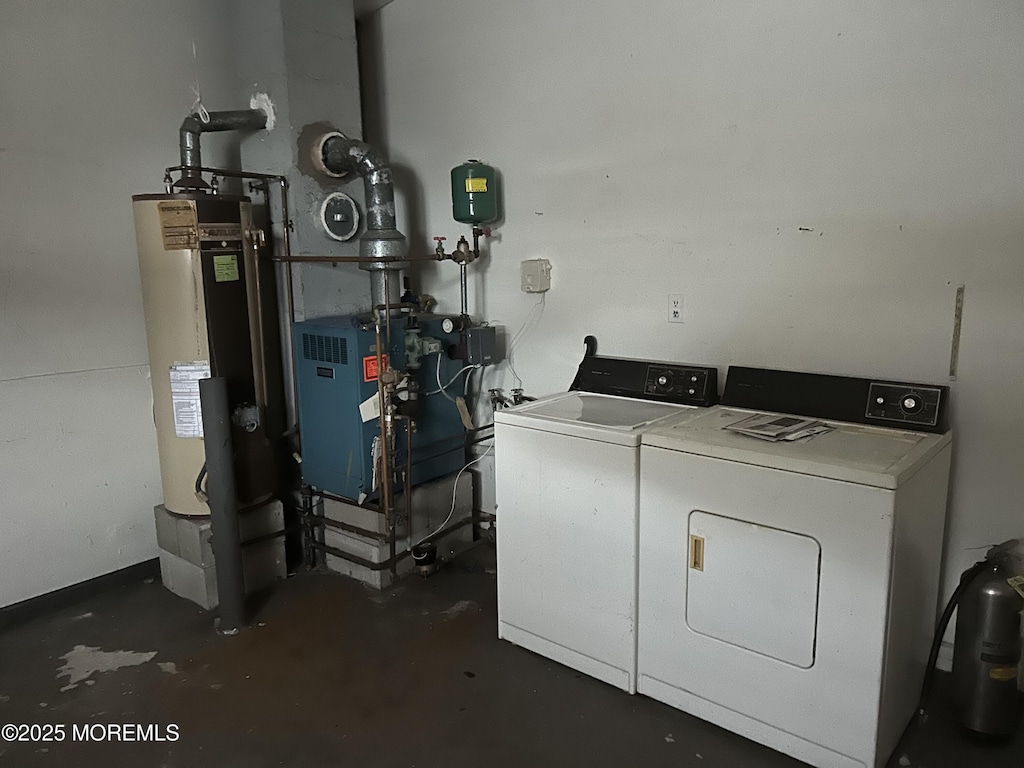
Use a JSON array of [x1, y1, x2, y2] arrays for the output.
[[370, 1, 1024, 604], [0, 2, 248, 607]]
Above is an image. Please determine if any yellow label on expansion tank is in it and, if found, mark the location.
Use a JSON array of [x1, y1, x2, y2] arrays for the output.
[[465, 177, 488, 193]]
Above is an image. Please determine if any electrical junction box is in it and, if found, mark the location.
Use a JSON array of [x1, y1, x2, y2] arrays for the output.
[[467, 326, 501, 366], [521, 258, 552, 293]]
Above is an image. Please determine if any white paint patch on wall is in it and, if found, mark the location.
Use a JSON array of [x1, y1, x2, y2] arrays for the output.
[[249, 91, 277, 130], [370, 0, 1024, 615]]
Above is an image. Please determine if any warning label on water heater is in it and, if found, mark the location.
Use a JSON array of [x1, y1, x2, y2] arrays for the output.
[[157, 200, 199, 250], [169, 362, 210, 438], [212, 254, 239, 282]]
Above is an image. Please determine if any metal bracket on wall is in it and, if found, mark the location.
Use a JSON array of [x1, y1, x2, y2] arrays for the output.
[[948, 284, 965, 381]]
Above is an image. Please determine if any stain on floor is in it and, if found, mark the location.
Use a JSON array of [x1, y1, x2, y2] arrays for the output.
[[56, 645, 158, 691], [0, 544, 1021, 767]]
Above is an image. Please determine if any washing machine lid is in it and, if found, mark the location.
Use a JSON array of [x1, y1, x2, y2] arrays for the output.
[[641, 406, 952, 489], [495, 392, 694, 446]]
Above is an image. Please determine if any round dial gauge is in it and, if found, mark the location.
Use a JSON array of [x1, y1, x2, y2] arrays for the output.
[[441, 318, 456, 334]]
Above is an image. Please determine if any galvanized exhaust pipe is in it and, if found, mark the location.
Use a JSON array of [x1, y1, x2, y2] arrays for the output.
[[312, 132, 408, 310], [178, 109, 269, 189]]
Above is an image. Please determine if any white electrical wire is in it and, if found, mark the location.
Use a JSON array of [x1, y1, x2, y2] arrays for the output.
[[413, 446, 493, 549], [506, 293, 546, 388], [424, 359, 481, 400], [436, 355, 457, 402]]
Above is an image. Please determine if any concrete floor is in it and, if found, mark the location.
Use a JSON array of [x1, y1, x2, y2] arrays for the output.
[[1, 544, 1021, 768]]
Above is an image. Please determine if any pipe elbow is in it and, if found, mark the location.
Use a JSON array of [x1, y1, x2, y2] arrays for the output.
[[177, 108, 268, 186], [317, 133, 387, 180], [180, 113, 205, 136]]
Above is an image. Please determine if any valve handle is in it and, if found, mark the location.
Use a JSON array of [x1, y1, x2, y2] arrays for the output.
[[482, 226, 492, 237], [433, 236, 447, 242]]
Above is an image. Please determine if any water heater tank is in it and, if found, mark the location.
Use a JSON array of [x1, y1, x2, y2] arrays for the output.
[[132, 193, 276, 516], [451, 160, 498, 225]]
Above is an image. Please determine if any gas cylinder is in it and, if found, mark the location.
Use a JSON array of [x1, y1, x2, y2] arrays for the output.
[[951, 557, 1023, 736], [451, 160, 498, 225]]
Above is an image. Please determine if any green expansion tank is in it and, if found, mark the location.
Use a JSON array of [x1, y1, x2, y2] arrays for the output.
[[451, 160, 498, 225]]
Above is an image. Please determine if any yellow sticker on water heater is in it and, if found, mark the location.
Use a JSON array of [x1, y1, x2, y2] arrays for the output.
[[989, 666, 1018, 681], [213, 254, 239, 282], [465, 177, 488, 193]]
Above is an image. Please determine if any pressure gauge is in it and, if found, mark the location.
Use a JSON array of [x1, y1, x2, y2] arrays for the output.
[[319, 192, 360, 242], [442, 317, 457, 334]]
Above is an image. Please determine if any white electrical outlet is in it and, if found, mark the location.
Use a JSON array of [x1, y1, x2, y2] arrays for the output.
[[668, 293, 684, 323]]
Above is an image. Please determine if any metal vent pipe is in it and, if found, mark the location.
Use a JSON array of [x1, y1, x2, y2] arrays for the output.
[[178, 109, 269, 189], [314, 132, 408, 310]]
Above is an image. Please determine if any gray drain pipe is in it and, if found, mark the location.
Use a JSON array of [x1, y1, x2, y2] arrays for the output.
[[312, 132, 408, 309], [198, 377, 246, 634], [178, 109, 268, 189]]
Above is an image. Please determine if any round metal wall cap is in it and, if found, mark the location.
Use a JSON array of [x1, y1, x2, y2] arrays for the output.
[[319, 192, 361, 242]]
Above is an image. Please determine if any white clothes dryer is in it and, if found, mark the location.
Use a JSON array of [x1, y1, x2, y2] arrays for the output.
[[637, 366, 952, 768]]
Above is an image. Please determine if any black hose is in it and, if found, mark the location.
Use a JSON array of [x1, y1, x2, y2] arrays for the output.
[[919, 559, 991, 713], [194, 462, 208, 504]]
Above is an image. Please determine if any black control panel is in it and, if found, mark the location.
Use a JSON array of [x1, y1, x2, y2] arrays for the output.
[[569, 336, 718, 407], [722, 366, 949, 433], [865, 382, 944, 428]]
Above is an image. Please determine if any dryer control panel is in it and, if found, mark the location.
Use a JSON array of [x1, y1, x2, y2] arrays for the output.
[[865, 382, 943, 428], [570, 336, 718, 407], [722, 366, 949, 433]]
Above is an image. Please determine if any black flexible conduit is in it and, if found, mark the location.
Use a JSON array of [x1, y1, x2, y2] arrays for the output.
[[918, 558, 991, 713]]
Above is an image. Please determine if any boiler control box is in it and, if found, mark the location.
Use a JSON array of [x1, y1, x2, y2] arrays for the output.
[[466, 326, 501, 366]]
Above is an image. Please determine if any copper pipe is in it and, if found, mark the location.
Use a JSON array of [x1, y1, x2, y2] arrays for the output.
[[271, 254, 444, 264], [248, 225, 271, 411], [373, 313, 396, 577], [402, 416, 414, 548]]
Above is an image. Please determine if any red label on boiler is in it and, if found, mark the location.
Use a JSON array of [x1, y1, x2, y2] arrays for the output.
[[363, 354, 388, 382]]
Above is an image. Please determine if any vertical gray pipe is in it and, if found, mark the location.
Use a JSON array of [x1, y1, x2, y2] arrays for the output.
[[199, 377, 246, 633]]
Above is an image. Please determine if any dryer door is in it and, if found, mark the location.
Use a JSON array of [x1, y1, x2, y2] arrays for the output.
[[687, 511, 820, 668]]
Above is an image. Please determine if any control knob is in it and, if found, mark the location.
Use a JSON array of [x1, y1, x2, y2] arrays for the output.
[[901, 397, 925, 415], [900, 394, 924, 414]]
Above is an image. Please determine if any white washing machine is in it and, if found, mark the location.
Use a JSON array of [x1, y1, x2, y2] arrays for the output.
[[638, 366, 952, 768], [496, 340, 718, 693]]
